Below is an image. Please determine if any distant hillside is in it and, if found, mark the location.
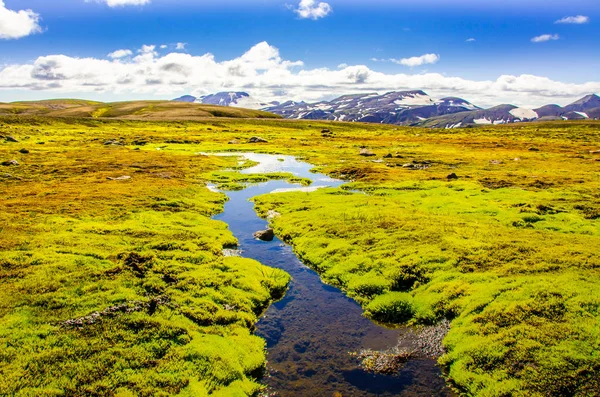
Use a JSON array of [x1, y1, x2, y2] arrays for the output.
[[0, 100, 281, 120]]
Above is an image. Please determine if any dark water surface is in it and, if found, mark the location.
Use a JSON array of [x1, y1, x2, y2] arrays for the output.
[[212, 154, 452, 396]]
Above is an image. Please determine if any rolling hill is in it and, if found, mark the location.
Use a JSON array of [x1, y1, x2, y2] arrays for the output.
[[0, 99, 281, 120]]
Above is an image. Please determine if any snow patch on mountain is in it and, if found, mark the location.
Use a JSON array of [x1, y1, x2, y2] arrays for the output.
[[509, 108, 538, 120]]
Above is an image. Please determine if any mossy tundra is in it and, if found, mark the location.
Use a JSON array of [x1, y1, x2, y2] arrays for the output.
[[1, 115, 599, 396]]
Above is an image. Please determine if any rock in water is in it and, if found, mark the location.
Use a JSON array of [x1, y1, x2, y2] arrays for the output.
[[253, 228, 275, 241]]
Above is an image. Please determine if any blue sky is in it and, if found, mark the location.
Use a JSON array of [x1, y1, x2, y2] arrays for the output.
[[0, 0, 599, 107]]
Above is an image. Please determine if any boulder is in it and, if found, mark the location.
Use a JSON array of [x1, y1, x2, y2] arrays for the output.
[[321, 129, 331, 133], [447, 173, 459, 180], [253, 228, 275, 241], [248, 136, 268, 143], [5, 136, 18, 143], [19, 148, 29, 154], [1, 160, 19, 166], [528, 147, 540, 152], [359, 148, 376, 157]]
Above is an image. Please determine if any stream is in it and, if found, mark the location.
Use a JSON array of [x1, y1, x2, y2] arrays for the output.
[[211, 153, 452, 396]]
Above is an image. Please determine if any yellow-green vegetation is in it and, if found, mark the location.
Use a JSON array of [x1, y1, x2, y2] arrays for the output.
[[0, 116, 289, 396], [0, 100, 279, 120], [246, 121, 600, 396], [1, 114, 600, 396]]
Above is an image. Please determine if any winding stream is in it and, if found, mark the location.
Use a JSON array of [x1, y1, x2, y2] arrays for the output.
[[211, 153, 452, 396]]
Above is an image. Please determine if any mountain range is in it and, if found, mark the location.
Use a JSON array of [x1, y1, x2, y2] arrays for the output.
[[174, 91, 600, 128]]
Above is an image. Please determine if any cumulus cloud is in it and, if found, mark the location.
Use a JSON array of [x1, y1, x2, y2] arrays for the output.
[[108, 49, 133, 59], [555, 15, 589, 24], [392, 53, 440, 67], [176, 42, 186, 50], [295, 0, 332, 20], [0, 41, 598, 108], [531, 34, 560, 43], [102, 0, 151, 6], [0, 0, 42, 40]]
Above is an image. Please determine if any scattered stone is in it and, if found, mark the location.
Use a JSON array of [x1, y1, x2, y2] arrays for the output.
[[132, 140, 148, 146], [1, 159, 19, 166], [222, 249, 243, 257], [528, 147, 540, 152], [321, 129, 331, 133], [0, 173, 21, 180], [107, 175, 131, 181], [590, 150, 600, 154], [351, 319, 450, 375], [267, 210, 281, 219], [248, 136, 268, 143], [5, 136, 18, 143], [489, 160, 503, 165], [359, 148, 376, 157], [402, 162, 431, 170], [61, 295, 170, 329], [352, 347, 413, 375], [228, 139, 240, 145], [383, 153, 393, 159], [19, 148, 29, 154], [36, 141, 45, 145], [253, 228, 275, 241], [104, 139, 124, 146], [447, 173, 459, 180], [155, 172, 175, 179]]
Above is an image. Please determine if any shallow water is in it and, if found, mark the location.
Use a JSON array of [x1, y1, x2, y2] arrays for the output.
[[211, 153, 453, 396]]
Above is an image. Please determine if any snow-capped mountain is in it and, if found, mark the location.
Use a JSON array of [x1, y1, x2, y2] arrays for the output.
[[420, 94, 600, 128], [173, 92, 278, 110], [263, 91, 481, 124], [173, 91, 600, 128]]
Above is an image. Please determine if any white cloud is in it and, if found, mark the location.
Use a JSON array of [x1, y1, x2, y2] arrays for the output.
[[0, 0, 42, 40], [160, 44, 167, 49], [392, 53, 440, 67], [176, 42, 186, 50], [531, 34, 560, 43], [555, 15, 589, 24], [337, 63, 348, 69], [108, 49, 133, 59], [103, 0, 150, 6], [466, 38, 476, 42], [295, 0, 332, 20], [0, 41, 598, 108]]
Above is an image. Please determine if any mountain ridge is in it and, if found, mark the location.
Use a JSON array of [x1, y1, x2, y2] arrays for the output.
[[174, 91, 600, 127]]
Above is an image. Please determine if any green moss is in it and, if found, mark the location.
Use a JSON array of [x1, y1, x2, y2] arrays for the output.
[[2, 115, 600, 396]]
